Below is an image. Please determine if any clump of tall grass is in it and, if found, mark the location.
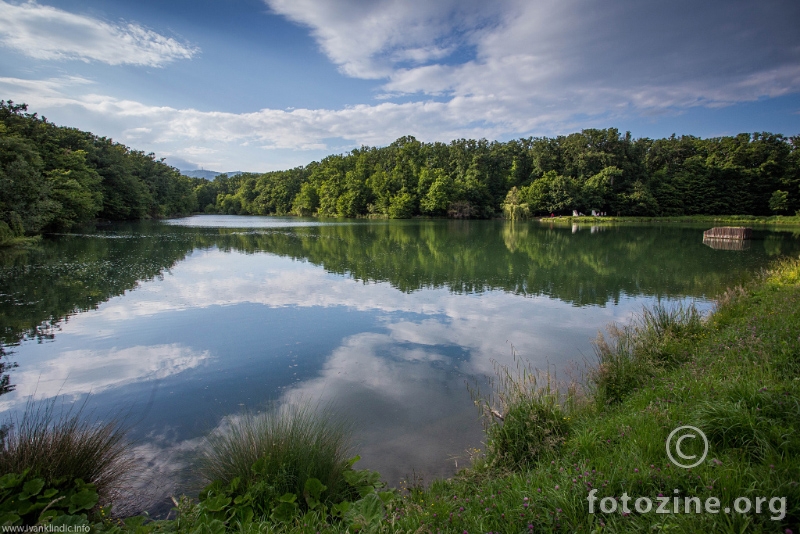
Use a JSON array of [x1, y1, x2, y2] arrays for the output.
[[471, 351, 583, 470], [764, 255, 800, 287], [0, 399, 133, 502], [198, 402, 356, 508], [591, 302, 704, 405]]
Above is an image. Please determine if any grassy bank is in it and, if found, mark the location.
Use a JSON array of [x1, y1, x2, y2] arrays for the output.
[[383, 257, 800, 533], [538, 214, 800, 226], [3, 259, 799, 532]]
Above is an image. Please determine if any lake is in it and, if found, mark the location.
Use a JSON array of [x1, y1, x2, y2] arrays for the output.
[[1, 216, 798, 512]]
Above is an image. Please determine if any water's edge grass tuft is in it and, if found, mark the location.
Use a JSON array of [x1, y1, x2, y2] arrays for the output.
[[0, 398, 134, 504]]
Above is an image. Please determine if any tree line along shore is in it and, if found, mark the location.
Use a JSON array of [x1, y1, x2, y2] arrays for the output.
[[2, 100, 799, 247]]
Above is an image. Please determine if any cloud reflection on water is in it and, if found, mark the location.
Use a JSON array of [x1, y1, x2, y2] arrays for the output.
[[2, 243, 709, 498]]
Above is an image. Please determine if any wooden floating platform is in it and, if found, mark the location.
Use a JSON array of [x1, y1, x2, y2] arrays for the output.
[[702, 226, 753, 240]]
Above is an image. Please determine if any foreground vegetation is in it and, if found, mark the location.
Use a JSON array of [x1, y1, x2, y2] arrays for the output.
[[397, 259, 799, 533], [1, 255, 797, 531], [0, 401, 131, 525]]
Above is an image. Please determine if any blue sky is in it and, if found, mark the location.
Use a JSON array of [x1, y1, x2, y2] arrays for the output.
[[1, 0, 799, 172]]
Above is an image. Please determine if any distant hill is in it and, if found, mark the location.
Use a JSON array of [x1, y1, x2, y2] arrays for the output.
[[181, 169, 244, 180]]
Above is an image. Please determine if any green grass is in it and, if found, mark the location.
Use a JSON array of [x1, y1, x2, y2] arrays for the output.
[[0, 399, 133, 503], [470, 354, 580, 471], [383, 257, 800, 533], [591, 302, 705, 405], [198, 403, 357, 511]]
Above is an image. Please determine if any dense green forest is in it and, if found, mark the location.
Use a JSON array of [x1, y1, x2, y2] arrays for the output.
[[201, 130, 800, 219], [3, 100, 799, 238], [0, 101, 198, 244]]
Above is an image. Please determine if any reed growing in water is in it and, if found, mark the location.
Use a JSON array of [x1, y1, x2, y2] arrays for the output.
[[0, 399, 133, 502], [198, 402, 357, 508]]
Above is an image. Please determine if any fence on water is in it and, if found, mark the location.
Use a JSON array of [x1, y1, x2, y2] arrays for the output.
[[702, 226, 753, 250], [702, 227, 753, 240]]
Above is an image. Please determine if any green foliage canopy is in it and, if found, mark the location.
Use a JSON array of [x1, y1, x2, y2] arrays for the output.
[[197, 128, 800, 220]]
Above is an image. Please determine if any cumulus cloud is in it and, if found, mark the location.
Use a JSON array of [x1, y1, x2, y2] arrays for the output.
[[269, 0, 800, 113], [0, 0, 197, 66], [264, 0, 502, 78], [69, 247, 660, 376], [279, 331, 485, 481], [2, 0, 798, 169], [0, 75, 512, 170]]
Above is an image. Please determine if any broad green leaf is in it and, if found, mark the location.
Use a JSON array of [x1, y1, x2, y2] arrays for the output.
[[191, 518, 226, 534], [251, 457, 269, 476], [19, 478, 45, 499], [342, 470, 362, 485], [277, 492, 297, 503], [330, 501, 351, 518], [270, 501, 298, 523], [0, 474, 24, 490], [0, 512, 20, 526], [68, 488, 98, 513], [38, 510, 59, 522], [41, 488, 59, 499], [357, 485, 375, 497], [121, 515, 148, 528], [303, 478, 326, 500], [51, 514, 90, 528], [202, 494, 231, 512], [361, 470, 382, 487], [345, 494, 384, 528], [236, 505, 254, 524]]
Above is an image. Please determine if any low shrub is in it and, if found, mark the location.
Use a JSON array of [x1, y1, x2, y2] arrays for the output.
[[198, 403, 358, 516], [473, 352, 580, 469], [0, 399, 132, 505], [591, 302, 704, 405], [0, 472, 99, 526]]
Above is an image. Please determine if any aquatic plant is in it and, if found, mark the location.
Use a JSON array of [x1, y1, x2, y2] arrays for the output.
[[591, 302, 704, 405], [198, 402, 358, 511], [472, 351, 583, 469], [0, 399, 133, 504]]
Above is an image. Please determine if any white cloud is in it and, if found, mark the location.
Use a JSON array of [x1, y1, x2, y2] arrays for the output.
[[0, 344, 210, 411], [0, 76, 510, 170], [66, 247, 679, 378], [264, 0, 501, 78], [2, 0, 798, 170], [269, 0, 800, 122], [279, 331, 486, 481], [0, 0, 197, 66]]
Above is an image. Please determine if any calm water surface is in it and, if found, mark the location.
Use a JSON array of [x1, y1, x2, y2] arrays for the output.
[[1, 216, 798, 511]]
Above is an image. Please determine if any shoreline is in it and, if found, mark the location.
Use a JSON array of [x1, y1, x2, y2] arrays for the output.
[[536, 214, 800, 226], [36, 256, 798, 532]]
